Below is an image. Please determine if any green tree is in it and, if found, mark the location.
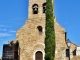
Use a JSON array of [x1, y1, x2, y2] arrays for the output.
[[45, 0, 55, 60]]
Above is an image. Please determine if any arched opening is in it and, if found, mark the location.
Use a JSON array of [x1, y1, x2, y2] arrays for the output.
[[32, 4, 38, 14], [43, 3, 46, 13], [35, 51, 43, 60], [37, 26, 43, 35]]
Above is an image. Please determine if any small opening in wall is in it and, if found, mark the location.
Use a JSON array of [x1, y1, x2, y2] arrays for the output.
[[35, 51, 43, 60], [66, 49, 69, 57], [37, 26, 43, 35], [14, 41, 19, 60], [73, 49, 76, 56], [32, 4, 38, 14], [43, 3, 46, 13]]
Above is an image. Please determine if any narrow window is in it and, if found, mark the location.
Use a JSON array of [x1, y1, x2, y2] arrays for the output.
[[43, 3, 46, 13], [37, 26, 43, 35], [32, 4, 38, 14], [14, 41, 19, 60], [66, 49, 69, 57], [73, 49, 76, 56]]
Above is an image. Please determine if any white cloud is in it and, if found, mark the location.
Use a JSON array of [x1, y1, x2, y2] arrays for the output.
[[0, 25, 11, 27], [0, 33, 11, 37], [3, 29, 7, 31], [9, 30, 16, 33], [0, 28, 7, 31]]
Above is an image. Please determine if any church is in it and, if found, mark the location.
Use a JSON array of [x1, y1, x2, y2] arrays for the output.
[[2, 0, 80, 60]]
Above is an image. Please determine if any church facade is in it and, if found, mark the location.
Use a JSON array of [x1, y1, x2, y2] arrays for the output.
[[2, 0, 80, 60]]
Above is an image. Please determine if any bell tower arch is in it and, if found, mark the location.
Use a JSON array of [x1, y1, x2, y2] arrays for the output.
[[28, 0, 46, 18]]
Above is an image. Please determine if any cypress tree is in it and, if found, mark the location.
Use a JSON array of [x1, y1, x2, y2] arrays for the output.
[[45, 0, 55, 60]]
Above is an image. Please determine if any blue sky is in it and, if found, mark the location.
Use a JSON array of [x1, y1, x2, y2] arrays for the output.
[[0, 0, 80, 57]]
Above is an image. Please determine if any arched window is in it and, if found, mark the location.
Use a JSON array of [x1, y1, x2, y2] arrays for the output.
[[32, 4, 38, 14], [37, 26, 43, 35], [43, 3, 46, 13], [35, 51, 43, 60]]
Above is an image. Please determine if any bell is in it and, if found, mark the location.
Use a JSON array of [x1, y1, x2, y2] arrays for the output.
[[34, 8, 37, 11]]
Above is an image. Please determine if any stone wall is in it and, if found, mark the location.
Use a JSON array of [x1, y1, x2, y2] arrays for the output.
[[70, 43, 78, 60], [16, 16, 69, 60], [16, 0, 47, 59], [16, 18, 45, 60], [54, 17, 68, 60], [15, 17, 80, 60]]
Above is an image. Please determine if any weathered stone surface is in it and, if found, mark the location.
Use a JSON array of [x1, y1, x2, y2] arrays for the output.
[[71, 56, 80, 60], [16, 18, 45, 60], [54, 17, 67, 60], [16, 17, 69, 60]]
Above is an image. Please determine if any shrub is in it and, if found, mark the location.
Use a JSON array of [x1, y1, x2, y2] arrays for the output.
[[45, 0, 55, 60]]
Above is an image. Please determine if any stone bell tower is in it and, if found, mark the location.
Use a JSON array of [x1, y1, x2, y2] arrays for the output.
[[28, 0, 46, 18], [16, 0, 46, 60]]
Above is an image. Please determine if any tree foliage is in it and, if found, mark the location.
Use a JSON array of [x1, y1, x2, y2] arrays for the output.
[[45, 0, 55, 60]]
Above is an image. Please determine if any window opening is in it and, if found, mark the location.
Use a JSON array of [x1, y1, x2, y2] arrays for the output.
[[37, 26, 43, 35], [43, 3, 46, 13], [73, 49, 76, 56], [32, 4, 38, 14], [66, 49, 69, 57]]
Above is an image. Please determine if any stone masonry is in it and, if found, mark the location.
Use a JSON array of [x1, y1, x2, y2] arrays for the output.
[[16, 0, 46, 60]]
